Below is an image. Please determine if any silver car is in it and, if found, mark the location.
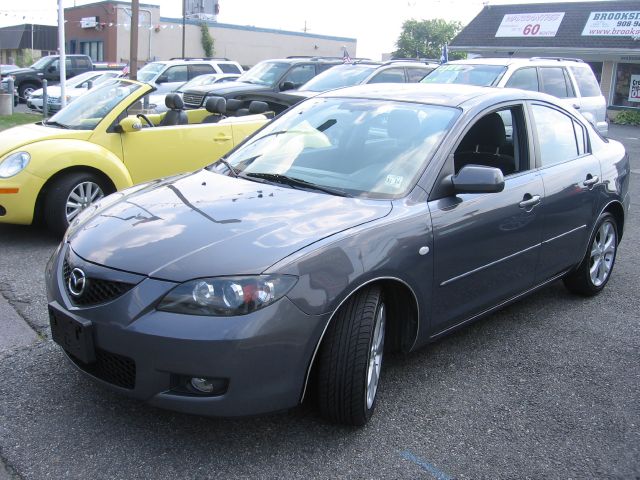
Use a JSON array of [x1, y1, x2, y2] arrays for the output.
[[423, 57, 609, 136], [46, 84, 629, 426]]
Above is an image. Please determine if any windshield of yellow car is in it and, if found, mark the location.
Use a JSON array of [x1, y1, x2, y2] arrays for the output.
[[47, 80, 142, 130]]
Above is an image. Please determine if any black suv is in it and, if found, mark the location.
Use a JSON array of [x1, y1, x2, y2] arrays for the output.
[[181, 56, 344, 109], [0, 54, 93, 101]]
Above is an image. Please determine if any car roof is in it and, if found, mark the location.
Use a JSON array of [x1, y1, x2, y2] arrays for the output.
[[445, 57, 586, 67], [317, 82, 546, 107]]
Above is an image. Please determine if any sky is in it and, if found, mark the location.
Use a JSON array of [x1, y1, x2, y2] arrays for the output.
[[0, 0, 600, 60]]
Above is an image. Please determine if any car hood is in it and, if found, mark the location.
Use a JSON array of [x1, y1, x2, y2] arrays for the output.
[[0, 123, 92, 158], [69, 170, 392, 282], [185, 81, 270, 96], [2, 67, 34, 77]]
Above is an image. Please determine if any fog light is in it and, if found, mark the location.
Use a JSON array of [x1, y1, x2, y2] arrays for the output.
[[190, 377, 215, 393]]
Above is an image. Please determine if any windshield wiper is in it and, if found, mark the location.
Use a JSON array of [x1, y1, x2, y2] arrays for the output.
[[241, 172, 351, 197], [43, 120, 69, 129], [216, 158, 238, 177]]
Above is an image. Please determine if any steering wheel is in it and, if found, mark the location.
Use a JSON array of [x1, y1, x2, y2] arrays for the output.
[[136, 113, 154, 128]]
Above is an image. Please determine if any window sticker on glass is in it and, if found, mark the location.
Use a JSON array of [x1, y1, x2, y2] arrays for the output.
[[385, 175, 403, 186]]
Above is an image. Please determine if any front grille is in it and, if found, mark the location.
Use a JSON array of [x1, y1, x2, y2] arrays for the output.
[[183, 93, 204, 106], [69, 348, 136, 389], [63, 258, 135, 307]]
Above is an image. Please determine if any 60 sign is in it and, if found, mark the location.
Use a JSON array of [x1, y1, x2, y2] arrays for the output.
[[523, 24, 541, 35]]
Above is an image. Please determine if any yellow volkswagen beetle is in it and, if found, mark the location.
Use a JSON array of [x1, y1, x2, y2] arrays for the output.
[[0, 79, 267, 235]]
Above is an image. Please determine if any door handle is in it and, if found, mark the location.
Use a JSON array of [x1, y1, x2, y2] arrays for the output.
[[583, 175, 599, 188], [213, 134, 232, 142], [572, 103, 581, 110], [519, 194, 541, 209]]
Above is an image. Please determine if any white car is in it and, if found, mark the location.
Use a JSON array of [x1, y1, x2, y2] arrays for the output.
[[27, 70, 122, 113], [146, 73, 240, 112]]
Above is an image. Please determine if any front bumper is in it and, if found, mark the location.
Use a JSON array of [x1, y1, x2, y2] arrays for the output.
[[46, 244, 328, 417], [0, 170, 45, 225]]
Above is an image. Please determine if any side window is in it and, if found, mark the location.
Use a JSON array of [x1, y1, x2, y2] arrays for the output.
[[573, 120, 587, 155], [569, 65, 602, 97], [505, 68, 538, 91], [454, 106, 525, 176], [75, 58, 92, 69], [189, 64, 214, 79], [369, 68, 406, 84], [281, 65, 316, 88], [531, 104, 579, 167], [163, 66, 188, 83], [539, 67, 571, 98], [406, 67, 431, 83], [218, 63, 241, 74]]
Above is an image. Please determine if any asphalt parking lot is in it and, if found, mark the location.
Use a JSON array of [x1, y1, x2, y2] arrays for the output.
[[0, 125, 638, 479]]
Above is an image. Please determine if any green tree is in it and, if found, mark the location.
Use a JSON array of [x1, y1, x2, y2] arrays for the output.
[[200, 23, 215, 57], [393, 18, 465, 60]]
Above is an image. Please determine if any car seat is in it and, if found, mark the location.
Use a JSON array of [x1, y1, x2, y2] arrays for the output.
[[160, 93, 188, 126], [236, 101, 270, 117], [202, 97, 227, 123]]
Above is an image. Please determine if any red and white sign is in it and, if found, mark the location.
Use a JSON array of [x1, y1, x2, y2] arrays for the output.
[[629, 75, 640, 103], [495, 12, 565, 38], [582, 11, 640, 37]]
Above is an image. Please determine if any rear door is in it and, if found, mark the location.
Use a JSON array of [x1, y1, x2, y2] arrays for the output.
[[528, 102, 602, 282], [568, 65, 608, 134]]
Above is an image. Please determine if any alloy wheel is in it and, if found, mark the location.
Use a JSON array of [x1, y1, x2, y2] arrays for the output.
[[65, 181, 104, 222], [366, 302, 385, 410], [589, 220, 616, 287]]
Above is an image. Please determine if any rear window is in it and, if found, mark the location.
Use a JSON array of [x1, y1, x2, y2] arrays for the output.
[[569, 65, 602, 98], [219, 63, 241, 74]]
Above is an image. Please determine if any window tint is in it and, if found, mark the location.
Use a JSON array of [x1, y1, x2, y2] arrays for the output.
[[454, 107, 523, 176], [505, 68, 538, 91], [282, 65, 316, 88], [573, 120, 587, 155], [189, 64, 214, 79], [539, 67, 571, 98], [406, 67, 431, 82], [219, 63, 241, 74], [369, 68, 406, 84], [532, 104, 579, 166], [569, 65, 602, 97], [75, 57, 93, 69], [164, 65, 188, 82]]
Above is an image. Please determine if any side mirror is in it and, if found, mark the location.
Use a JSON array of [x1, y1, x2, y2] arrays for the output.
[[117, 117, 143, 133], [280, 81, 295, 91], [156, 75, 168, 84], [451, 165, 505, 194], [48, 66, 57, 73]]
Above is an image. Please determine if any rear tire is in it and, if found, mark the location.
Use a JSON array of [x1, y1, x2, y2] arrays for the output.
[[44, 172, 108, 237], [563, 212, 618, 296], [317, 286, 386, 426]]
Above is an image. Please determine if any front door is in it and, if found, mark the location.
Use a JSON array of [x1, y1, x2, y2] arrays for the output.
[[428, 105, 544, 335]]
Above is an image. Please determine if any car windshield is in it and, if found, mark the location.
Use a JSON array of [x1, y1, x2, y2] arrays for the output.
[[137, 62, 165, 82], [300, 65, 378, 92], [220, 97, 459, 199], [421, 64, 508, 87], [64, 71, 100, 87], [30, 56, 54, 70], [178, 74, 217, 91], [47, 80, 141, 130], [237, 61, 290, 87]]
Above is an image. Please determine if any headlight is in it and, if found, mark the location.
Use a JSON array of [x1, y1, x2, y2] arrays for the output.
[[158, 275, 298, 316], [0, 152, 30, 178]]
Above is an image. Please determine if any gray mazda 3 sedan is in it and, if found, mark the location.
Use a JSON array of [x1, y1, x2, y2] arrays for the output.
[[46, 84, 630, 426]]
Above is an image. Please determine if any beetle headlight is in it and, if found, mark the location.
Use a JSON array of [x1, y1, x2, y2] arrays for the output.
[[158, 275, 298, 316], [0, 152, 30, 178]]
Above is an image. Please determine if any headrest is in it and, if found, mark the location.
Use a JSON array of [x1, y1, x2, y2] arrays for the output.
[[165, 93, 184, 110], [248, 101, 268, 114], [387, 109, 421, 141], [236, 108, 250, 116], [205, 96, 226, 114], [459, 112, 505, 150], [226, 99, 243, 112]]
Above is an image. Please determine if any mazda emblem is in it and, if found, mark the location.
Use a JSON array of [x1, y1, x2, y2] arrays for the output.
[[68, 268, 87, 297]]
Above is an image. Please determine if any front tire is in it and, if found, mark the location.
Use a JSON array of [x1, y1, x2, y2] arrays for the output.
[[44, 172, 108, 237], [563, 212, 618, 296], [317, 286, 386, 426], [18, 83, 38, 103]]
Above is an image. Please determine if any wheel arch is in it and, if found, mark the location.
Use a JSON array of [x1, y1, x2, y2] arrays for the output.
[[603, 200, 625, 241], [300, 276, 419, 403]]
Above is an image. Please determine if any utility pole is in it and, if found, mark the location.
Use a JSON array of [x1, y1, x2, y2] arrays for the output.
[[181, 0, 186, 58], [130, 0, 139, 78], [58, 0, 67, 108]]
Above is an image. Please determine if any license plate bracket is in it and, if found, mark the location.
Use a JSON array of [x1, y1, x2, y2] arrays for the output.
[[49, 305, 95, 364]]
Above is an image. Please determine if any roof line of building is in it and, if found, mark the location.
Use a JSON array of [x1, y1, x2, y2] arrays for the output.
[[65, 0, 159, 11], [450, 45, 640, 55], [159, 17, 356, 42]]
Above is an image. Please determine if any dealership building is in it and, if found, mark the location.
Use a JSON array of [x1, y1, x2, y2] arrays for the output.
[[449, 0, 640, 115], [63, 1, 356, 68]]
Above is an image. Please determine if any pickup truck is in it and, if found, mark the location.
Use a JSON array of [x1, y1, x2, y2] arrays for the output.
[[0, 55, 123, 102]]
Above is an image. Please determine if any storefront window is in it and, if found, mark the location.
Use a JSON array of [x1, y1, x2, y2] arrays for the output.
[[586, 62, 603, 84], [612, 63, 640, 108]]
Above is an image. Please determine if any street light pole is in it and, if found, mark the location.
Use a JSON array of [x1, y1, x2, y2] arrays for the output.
[[181, 0, 186, 58], [58, 0, 67, 108], [130, 0, 139, 79]]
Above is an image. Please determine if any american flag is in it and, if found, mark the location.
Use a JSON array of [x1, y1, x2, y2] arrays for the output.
[[342, 48, 353, 64], [121, 64, 130, 77]]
